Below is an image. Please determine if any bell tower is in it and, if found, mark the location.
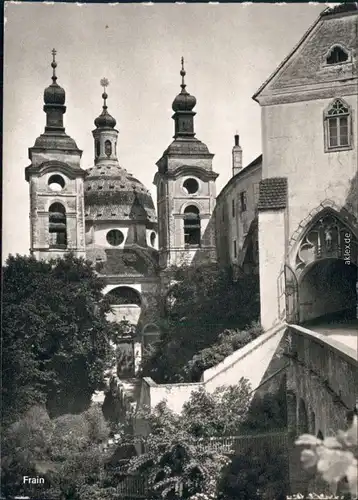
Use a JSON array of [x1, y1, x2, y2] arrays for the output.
[[25, 49, 86, 260], [154, 58, 219, 269]]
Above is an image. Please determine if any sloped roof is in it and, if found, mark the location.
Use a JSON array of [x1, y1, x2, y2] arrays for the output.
[[258, 177, 288, 211], [252, 3, 358, 102]]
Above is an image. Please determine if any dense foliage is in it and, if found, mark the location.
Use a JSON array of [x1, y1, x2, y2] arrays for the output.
[[2, 253, 117, 424], [218, 390, 289, 500], [184, 322, 263, 382], [1, 405, 116, 499], [126, 382, 252, 499], [140, 264, 260, 383]]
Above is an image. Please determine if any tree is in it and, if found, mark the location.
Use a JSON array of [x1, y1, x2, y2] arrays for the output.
[[184, 323, 263, 382], [2, 253, 117, 424], [218, 442, 289, 500], [1, 405, 114, 499], [125, 382, 252, 499], [140, 264, 260, 383]]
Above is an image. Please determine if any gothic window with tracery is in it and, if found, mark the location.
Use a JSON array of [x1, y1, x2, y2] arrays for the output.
[[295, 212, 357, 275], [324, 99, 351, 151]]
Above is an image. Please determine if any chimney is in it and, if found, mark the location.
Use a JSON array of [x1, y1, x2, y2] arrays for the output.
[[232, 134, 242, 177]]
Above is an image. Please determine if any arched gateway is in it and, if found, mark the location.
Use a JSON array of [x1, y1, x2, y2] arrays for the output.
[[284, 208, 358, 324]]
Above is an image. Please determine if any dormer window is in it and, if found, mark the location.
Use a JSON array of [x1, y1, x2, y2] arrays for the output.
[[326, 45, 349, 65], [324, 98, 352, 152]]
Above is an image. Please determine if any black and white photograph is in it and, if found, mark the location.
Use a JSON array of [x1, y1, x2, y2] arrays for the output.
[[2, 2, 358, 499]]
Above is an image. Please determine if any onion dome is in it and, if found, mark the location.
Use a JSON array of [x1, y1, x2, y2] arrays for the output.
[[172, 57, 197, 112], [44, 49, 66, 105], [94, 78, 117, 129], [84, 163, 157, 222]]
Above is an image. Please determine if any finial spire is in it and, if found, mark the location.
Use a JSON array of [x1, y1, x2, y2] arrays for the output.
[[100, 77, 109, 109], [180, 57, 186, 92], [51, 48, 57, 83]]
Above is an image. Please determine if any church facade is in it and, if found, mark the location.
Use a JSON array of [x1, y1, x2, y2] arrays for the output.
[[25, 52, 218, 349], [25, 4, 358, 351]]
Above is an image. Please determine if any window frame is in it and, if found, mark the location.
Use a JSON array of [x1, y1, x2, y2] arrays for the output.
[[48, 202, 67, 249], [323, 44, 351, 67], [324, 98, 353, 153], [183, 205, 201, 248], [240, 191, 247, 213]]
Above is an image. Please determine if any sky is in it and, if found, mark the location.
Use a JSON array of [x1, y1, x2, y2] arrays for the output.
[[3, 1, 325, 261]]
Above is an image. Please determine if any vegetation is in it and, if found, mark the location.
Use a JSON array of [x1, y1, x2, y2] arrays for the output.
[[2, 253, 118, 424], [125, 382, 252, 499], [218, 390, 289, 500], [140, 264, 260, 383], [1, 405, 116, 499], [184, 322, 263, 382]]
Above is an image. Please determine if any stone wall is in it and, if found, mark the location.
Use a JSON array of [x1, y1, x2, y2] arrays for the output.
[[286, 324, 358, 494], [134, 323, 287, 440], [215, 157, 262, 267]]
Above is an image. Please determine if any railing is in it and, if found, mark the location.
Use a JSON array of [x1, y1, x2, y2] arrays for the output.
[[105, 430, 289, 497], [195, 429, 289, 453], [115, 475, 149, 497]]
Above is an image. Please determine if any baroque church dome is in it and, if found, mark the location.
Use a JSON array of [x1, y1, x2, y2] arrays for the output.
[[85, 79, 156, 223], [84, 164, 156, 222]]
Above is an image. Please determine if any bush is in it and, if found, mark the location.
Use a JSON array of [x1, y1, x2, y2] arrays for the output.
[[1, 405, 112, 499], [184, 322, 264, 382], [140, 264, 260, 384]]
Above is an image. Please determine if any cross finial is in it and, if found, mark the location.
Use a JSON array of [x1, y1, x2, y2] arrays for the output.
[[100, 78, 109, 108], [51, 48, 58, 83], [180, 56, 186, 91]]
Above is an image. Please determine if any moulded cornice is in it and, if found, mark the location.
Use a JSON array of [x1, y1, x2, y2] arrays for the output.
[[166, 165, 219, 181], [256, 81, 358, 106], [25, 160, 86, 182]]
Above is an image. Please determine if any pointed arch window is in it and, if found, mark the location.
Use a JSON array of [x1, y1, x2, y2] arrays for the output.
[[324, 99, 352, 151], [49, 203, 67, 249], [184, 205, 201, 247]]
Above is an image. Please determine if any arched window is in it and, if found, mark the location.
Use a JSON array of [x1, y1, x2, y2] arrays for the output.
[[105, 140, 112, 157], [184, 205, 201, 247], [324, 99, 351, 151], [142, 324, 160, 350], [49, 203, 67, 249], [95, 140, 100, 158], [326, 45, 349, 65]]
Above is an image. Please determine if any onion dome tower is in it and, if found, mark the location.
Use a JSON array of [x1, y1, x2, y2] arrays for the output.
[[154, 58, 218, 269], [25, 49, 86, 261], [84, 79, 158, 277]]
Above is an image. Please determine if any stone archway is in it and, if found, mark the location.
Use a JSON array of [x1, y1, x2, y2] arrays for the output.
[[299, 259, 357, 323], [290, 208, 358, 324], [106, 286, 142, 325], [142, 323, 160, 351]]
